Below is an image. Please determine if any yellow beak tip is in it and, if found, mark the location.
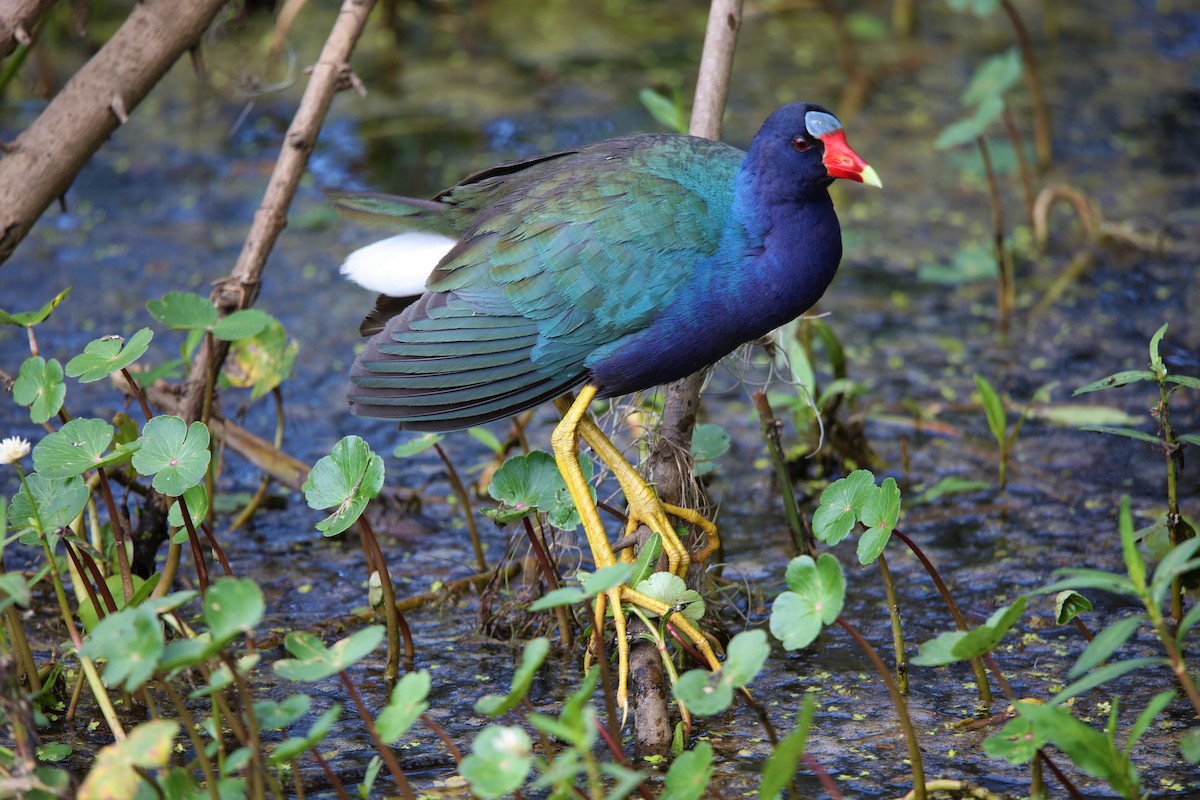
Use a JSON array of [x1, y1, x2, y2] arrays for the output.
[[860, 165, 883, 189]]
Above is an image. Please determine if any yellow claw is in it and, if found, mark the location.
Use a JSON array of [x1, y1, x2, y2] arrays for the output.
[[550, 386, 722, 716]]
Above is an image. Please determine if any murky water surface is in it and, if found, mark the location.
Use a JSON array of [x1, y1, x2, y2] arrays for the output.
[[2, 1, 1198, 796]]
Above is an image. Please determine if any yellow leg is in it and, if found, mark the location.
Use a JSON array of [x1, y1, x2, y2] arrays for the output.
[[551, 388, 719, 575], [551, 385, 722, 712]]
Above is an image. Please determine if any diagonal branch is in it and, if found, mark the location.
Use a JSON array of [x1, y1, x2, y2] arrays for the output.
[[178, 0, 375, 423], [0, 0, 228, 264]]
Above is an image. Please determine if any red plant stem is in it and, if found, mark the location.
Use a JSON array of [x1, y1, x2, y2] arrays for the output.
[[419, 714, 463, 763], [1000, 0, 1052, 170], [311, 750, 351, 800], [836, 617, 926, 800], [1038, 751, 1087, 800], [119, 367, 154, 422], [594, 720, 655, 800], [69, 541, 118, 614], [434, 443, 485, 571], [199, 521, 234, 577], [804, 754, 845, 800], [94, 467, 134, 601], [892, 528, 993, 704], [665, 621, 709, 669], [520, 517, 563, 592], [62, 541, 109, 623], [1071, 617, 1093, 642], [339, 671, 416, 800], [976, 135, 1013, 333], [176, 494, 210, 594], [592, 605, 622, 749]]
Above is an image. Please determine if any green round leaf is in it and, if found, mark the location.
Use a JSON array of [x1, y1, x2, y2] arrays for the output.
[[32, 418, 114, 478], [132, 416, 211, 496], [303, 435, 385, 536], [204, 577, 265, 646], [147, 292, 218, 331], [13, 356, 66, 424], [812, 470, 874, 544], [460, 726, 532, 799], [65, 328, 153, 383], [377, 670, 431, 743]]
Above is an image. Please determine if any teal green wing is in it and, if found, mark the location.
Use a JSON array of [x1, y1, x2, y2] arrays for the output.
[[349, 135, 744, 428]]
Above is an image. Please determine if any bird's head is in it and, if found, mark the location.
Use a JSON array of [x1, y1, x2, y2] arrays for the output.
[[750, 102, 882, 192]]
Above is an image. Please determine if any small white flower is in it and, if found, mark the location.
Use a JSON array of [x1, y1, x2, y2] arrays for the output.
[[0, 436, 31, 465]]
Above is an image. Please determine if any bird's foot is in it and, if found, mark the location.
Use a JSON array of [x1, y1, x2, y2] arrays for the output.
[[584, 584, 721, 718], [619, 484, 719, 576]]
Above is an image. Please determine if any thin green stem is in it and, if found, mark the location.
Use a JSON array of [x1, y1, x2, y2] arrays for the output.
[[434, 443, 485, 572], [754, 390, 812, 557], [358, 515, 409, 677], [892, 528, 993, 704], [161, 680, 221, 800], [878, 554, 909, 694]]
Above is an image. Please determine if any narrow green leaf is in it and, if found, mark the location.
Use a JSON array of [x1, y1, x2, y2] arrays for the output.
[[974, 374, 1006, 445], [392, 432, 444, 459], [1117, 496, 1145, 592], [1149, 537, 1200, 608], [0, 288, 71, 327], [475, 637, 550, 717], [1051, 657, 1165, 705], [1148, 323, 1168, 369], [1069, 615, 1140, 677], [1082, 425, 1161, 444], [1073, 370, 1156, 395], [759, 695, 817, 800], [1126, 691, 1175, 753]]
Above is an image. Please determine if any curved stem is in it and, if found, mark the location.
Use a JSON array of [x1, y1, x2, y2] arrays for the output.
[[892, 528, 993, 704], [339, 671, 415, 800], [837, 617, 925, 800]]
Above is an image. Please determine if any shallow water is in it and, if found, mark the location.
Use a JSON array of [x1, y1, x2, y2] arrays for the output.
[[1, 0, 1198, 796]]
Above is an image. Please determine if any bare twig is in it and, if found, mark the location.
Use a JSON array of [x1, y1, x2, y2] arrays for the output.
[[0, 0, 229, 264], [0, 0, 56, 59], [178, 0, 375, 424]]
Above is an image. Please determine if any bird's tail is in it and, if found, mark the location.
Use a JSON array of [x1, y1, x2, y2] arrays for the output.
[[326, 189, 455, 236]]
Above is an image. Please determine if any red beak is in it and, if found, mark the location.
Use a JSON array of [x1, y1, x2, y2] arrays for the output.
[[819, 130, 882, 187]]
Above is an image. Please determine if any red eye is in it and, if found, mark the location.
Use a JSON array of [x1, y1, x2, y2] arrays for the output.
[[792, 135, 811, 152]]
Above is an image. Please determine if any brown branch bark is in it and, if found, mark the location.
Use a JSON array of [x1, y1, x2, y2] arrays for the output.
[[0, 0, 229, 264], [178, 0, 375, 424], [646, 0, 742, 518], [0, 0, 56, 60]]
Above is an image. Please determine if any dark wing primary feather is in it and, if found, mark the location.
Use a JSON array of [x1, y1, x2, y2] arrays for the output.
[[349, 134, 745, 429]]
